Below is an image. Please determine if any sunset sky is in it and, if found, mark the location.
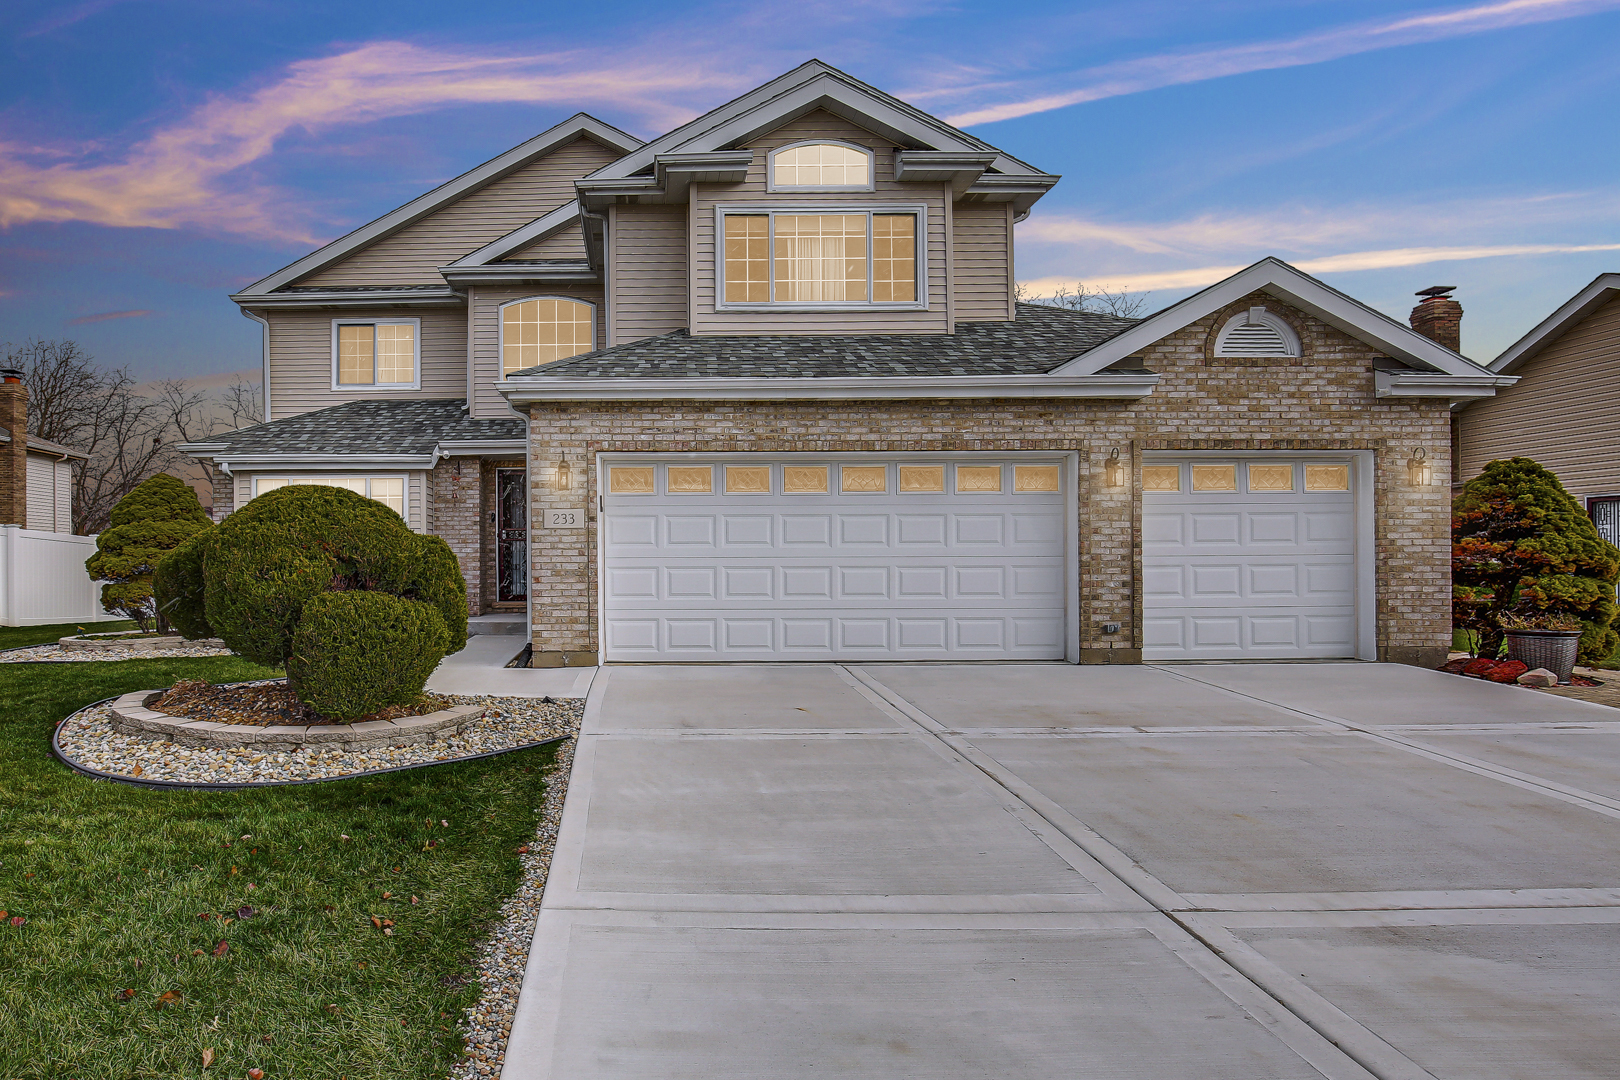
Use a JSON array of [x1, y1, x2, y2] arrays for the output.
[[1, 0, 1617, 381]]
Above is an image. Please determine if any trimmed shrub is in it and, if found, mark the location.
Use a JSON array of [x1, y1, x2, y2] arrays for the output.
[[152, 529, 214, 639], [85, 474, 213, 632], [1453, 457, 1620, 664], [288, 591, 449, 720]]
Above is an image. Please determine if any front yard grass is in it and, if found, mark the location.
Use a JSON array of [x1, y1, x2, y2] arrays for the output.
[[0, 655, 558, 1079], [0, 620, 137, 651]]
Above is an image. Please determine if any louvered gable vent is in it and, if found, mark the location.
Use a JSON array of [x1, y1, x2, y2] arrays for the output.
[[1215, 307, 1300, 357]]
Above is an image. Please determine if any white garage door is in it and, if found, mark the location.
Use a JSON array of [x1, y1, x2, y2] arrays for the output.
[[600, 458, 1069, 661], [1142, 458, 1361, 660]]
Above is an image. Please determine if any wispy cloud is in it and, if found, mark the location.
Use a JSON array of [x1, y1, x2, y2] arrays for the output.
[[947, 0, 1620, 125], [1018, 243, 1620, 296], [19, 0, 133, 38], [67, 308, 153, 325], [0, 41, 749, 242]]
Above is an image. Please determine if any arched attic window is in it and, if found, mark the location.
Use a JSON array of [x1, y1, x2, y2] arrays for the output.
[[1215, 307, 1300, 357], [501, 297, 596, 376], [768, 141, 873, 191]]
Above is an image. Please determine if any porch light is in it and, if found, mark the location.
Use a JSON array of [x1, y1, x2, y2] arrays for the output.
[[1407, 447, 1430, 487], [555, 455, 573, 492], [1104, 447, 1125, 488]]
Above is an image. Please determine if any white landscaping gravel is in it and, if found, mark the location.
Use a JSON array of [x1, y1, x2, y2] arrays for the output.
[[2, 641, 233, 662], [56, 693, 582, 784], [449, 731, 574, 1080]]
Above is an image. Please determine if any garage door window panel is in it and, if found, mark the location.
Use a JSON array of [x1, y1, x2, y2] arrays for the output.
[[667, 466, 713, 494]]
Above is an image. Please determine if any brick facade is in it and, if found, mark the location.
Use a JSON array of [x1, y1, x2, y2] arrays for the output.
[[428, 456, 483, 616], [523, 294, 1454, 667]]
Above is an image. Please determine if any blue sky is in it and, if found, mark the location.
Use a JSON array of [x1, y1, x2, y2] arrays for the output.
[[1, 0, 1617, 382]]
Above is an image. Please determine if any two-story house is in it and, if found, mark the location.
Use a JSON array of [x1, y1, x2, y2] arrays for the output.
[[184, 61, 1512, 669]]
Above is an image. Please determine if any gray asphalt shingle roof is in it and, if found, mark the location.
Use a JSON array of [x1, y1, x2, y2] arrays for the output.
[[510, 304, 1138, 379], [200, 399, 524, 456]]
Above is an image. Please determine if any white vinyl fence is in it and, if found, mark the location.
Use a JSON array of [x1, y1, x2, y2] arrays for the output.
[[0, 525, 123, 626]]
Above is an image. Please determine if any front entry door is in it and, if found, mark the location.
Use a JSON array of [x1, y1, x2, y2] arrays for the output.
[[496, 468, 528, 603]]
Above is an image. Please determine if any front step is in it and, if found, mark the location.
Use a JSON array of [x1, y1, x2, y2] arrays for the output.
[[468, 613, 527, 636]]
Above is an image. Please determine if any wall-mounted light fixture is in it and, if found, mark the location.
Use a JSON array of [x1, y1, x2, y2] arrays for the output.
[[555, 454, 573, 492], [1408, 447, 1431, 487], [1104, 447, 1125, 488]]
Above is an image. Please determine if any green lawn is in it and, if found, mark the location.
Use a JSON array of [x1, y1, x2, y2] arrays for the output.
[[0, 620, 137, 651], [0, 655, 558, 1079]]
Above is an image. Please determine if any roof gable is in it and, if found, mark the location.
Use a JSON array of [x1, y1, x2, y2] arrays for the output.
[[237, 114, 641, 297], [1490, 273, 1620, 374], [1054, 258, 1502, 378]]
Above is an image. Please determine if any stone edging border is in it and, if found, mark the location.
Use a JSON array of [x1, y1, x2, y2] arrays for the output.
[[108, 689, 483, 751], [52, 694, 569, 791], [58, 635, 227, 653]]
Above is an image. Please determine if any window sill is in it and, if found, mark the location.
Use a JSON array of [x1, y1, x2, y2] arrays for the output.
[[713, 303, 929, 314], [331, 383, 422, 392]]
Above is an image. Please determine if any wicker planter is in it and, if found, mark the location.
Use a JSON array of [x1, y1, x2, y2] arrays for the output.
[[1504, 629, 1581, 684]]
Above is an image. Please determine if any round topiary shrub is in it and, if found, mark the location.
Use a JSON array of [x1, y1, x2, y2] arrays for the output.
[[85, 473, 213, 632], [154, 484, 468, 719], [288, 591, 450, 720]]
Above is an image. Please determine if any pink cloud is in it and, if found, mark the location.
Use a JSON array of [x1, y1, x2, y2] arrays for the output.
[[67, 308, 154, 325], [0, 41, 751, 243]]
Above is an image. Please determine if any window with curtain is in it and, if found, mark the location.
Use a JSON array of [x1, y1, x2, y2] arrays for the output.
[[334, 321, 416, 386], [253, 476, 406, 517], [722, 211, 918, 306], [770, 143, 872, 189], [501, 297, 596, 375]]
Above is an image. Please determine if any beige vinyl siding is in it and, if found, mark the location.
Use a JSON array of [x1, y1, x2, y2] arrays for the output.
[[469, 283, 605, 418], [609, 203, 687, 345], [298, 137, 620, 287], [25, 454, 72, 532], [953, 203, 1014, 322], [236, 472, 428, 532], [266, 307, 466, 420], [689, 111, 949, 336], [509, 221, 588, 260], [1458, 293, 1620, 500]]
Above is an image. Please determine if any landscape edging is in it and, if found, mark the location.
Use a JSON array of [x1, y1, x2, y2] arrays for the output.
[[107, 688, 483, 750]]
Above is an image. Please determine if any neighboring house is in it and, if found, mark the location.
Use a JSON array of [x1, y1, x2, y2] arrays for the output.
[[0, 366, 86, 533], [184, 61, 1513, 669], [1454, 273, 1620, 546]]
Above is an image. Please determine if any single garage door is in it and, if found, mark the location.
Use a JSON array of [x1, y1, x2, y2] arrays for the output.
[[600, 458, 1069, 661], [1142, 457, 1361, 660]]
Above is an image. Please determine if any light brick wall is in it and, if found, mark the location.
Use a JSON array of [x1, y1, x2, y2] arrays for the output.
[[207, 466, 234, 523], [525, 293, 1454, 665], [428, 456, 482, 616]]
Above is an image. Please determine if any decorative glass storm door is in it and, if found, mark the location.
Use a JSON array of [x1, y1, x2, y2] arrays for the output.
[[496, 469, 528, 603]]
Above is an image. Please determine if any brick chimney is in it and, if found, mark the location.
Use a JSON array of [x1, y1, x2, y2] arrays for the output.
[[0, 366, 25, 527], [1410, 285, 1462, 353]]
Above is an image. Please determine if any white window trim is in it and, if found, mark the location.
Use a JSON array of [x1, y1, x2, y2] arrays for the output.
[[766, 140, 876, 193], [497, 295, 598, 381], [330, 318, 422, 391], [713, 203, 929, 313], [1214, 306, 1301, 357], [252, 474, 410, 520]]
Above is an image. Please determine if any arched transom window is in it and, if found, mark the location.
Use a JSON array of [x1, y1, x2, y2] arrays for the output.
[[501, 297, 595, 375], [1214, 307, 1301, 357], [769, 142, 872, 190]]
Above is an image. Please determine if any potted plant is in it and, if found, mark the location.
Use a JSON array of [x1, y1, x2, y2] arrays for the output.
[[1500, 612, 1583, 684]]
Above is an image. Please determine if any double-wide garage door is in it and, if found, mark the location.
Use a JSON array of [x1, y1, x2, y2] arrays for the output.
[[600, 458, 1069, 661], [1142, 457, 1362, 661]]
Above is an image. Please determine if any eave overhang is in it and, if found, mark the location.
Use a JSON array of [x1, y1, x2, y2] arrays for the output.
[[438, 262, 598, 287], [1489, 273, 1620, 375], [229, 287, 464, 309], [891, 150, 997, 192], [176, 450, 444, 473], [1374, 371, 1518, 399], [575, 151, 754, 211], [448, 200, 583, 268], [498, 372, 1159, 404]]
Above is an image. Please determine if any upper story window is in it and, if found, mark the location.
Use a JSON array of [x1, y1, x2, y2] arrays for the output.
[[332, 319, 418, 389], [1215, 307, 1300, 357], [719, 206, 923, 309], [501, 297, 596, 376], [768, 142, 873, 191]]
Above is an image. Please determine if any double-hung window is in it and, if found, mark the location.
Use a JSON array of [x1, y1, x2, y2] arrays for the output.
[[332, 319, 419, 389], [719, 206, 923, 309]]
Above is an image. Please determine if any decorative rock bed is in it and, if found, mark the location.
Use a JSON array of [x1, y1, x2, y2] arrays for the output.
[[58, 632, 226, 654], [1, 640, 234, 662], [108, 687, 484, 751]]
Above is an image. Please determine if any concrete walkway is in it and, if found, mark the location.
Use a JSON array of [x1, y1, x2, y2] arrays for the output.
[[503, 663, 1620, 1079], [424, 635, 596, 698]]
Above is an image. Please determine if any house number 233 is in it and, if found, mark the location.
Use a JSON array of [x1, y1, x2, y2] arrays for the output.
[[546, 509, 584, 530]]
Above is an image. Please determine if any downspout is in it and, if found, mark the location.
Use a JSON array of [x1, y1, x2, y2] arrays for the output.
[[241, 308, 271, 422]]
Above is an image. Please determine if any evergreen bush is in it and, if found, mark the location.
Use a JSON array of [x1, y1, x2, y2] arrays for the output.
[[1453, 457, 1620, 664], [287, 591, 449, 719], [152, 529, 214, 639], [84, 474, 213, 632], [153, 484, 468, 719]]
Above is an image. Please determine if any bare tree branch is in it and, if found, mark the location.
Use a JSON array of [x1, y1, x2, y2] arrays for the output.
[[221, 378, 263, 430], [1023, 281, 1151, 319]]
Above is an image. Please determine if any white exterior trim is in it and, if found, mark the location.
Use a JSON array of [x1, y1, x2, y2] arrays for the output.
[[766, 140, 875, 192], [329, 317, 422, 391], [451, 201, 583, 267], [1490, 273, 1620, 374], [501, 372, 1159, 404], [1374, 371, 1514, 398], [497, 295, 598, 380], [713, 203, 929, 312]]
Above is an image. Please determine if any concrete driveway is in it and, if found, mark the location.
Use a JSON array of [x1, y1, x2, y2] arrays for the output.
[[501, 662, 1620, 1080]]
